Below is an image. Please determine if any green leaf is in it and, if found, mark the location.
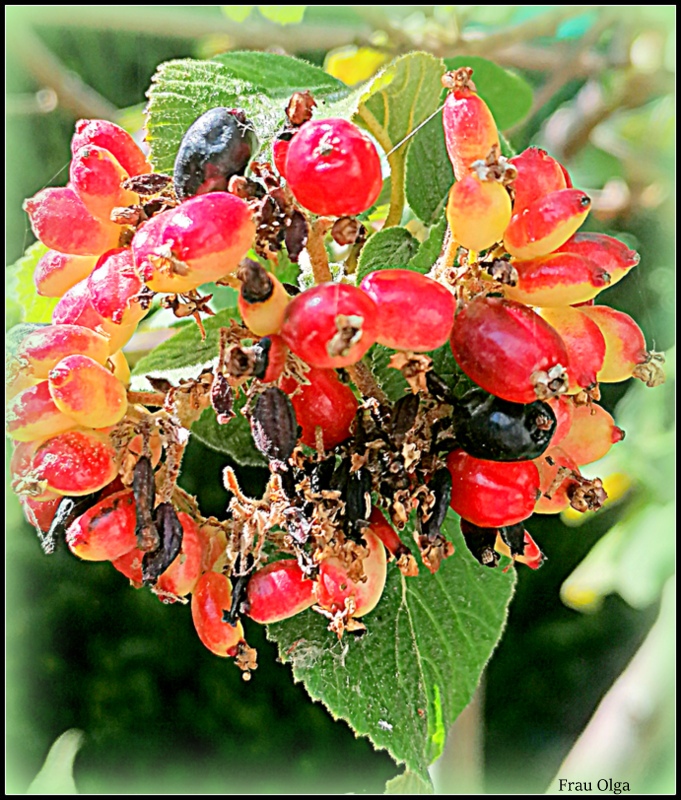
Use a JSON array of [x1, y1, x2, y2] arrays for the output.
[[257, 5, 306, 25], [131, 308, 241, 382], [220, 5, 254, 23], [405, 112, 453, 224], [443, 56, 533, 131], [146, 52, 348, 173], [357, 228, 419, 280], [5, 241, 56, 328], [408, 219, 447, 274], [385, 770, 434, 794], [192, 401, 267, 468], [356, 53, 445, 227], [369, 344, 409, 401], [268, 512, 516, 781]]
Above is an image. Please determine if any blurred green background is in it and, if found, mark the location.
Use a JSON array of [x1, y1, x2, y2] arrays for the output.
[[6, 6, 675, 794]]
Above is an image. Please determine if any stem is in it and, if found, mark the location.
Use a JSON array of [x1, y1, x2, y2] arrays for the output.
[[346, 361, 389, 404], [307, 219, 333, 284], [127, 391, 166, 407]]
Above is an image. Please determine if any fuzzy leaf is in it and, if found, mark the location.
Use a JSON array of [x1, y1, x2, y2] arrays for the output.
[[408, 219, 447, 274], [357, 228, 419, 280], [405, 114, 453, 225], [6, 241, 56, 328], [267, 513, 516, 782], [146, 52, 348, 173]]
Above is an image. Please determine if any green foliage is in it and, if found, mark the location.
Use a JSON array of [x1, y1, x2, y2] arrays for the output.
[[6, 242, 55, 329], [408, 219, 448, 274], [357, 227, 419, 279], [269, 513, 515, 784]]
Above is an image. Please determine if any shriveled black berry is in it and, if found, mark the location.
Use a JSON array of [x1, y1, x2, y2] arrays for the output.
[[499, 523, 525, 557], [133, 456, 158, 551], [211, 372, 235, 424], [417, 467, 452, 540], [173, 108, 258, 200], [344, 467, 372, 540], [309, 456, 337, 494], [452, 389, 556, 462], [251, 387, 298, 464], [460, 519, 500, 568], [142, 502, 183, 586], [391, 393, 419, 437]]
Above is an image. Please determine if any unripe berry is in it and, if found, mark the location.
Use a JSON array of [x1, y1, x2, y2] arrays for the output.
[[447, 176, 512, 252], [557, 403, 624, 466], [245, 559, 316, 623], [280, 367, 358, 449], [533, 446, 580, 514], [237, 260, 290, 336], [537, 306, 606, 393], [503, 189, 591, 260], [449, 296, 570, 404], [446, 449, 540, 528], [6, 381, 78, 442], [508, 146, 568, 212], [69, 145, 138, 221], [360, 269, 455, 352], [66, 489, 137, 561], [504, 253, 611, 307], [21, 495, 62, 534], [284, 118, 382, 216], [441, 68, 499, 180], [556, 233, 639, 288], [280, 283, 379, 369], [24, 186, 121, 256], [132, 192, 255, 293], [155, 513, 205, 599], [48, 354, 128, 428], [88, 247, 149, 327], [315, 528, 387, 618], [545, 395, 574, 448], [34, 250, 98, 298], [191, 572, 245, 657], [578, 306, 649, 383], [71, 119, 150, 178]]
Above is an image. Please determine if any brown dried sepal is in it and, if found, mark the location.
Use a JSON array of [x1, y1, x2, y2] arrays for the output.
[[122, 173, 173, 196], [211, 372, 235, 424], [415, 533, 455, 574], [633, 351, 666, 388], [567, 476, 608, 513], [442, 67, 475, 92], [286, 91, 317, 126], [388, 351, 432, 394], [532, 364, 568, 401], [327, 314, 365, 359], [331, 217, 363, 247], [234, 641, 258, 680]]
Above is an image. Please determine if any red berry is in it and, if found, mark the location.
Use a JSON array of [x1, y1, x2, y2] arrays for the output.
[[155, 513, 205, 600], [284, 118, 382, 216], [360, 269, 456, 352], [69, 145, 138, 222], [21, 495, 62, 534], [88, 247, 148, 327], [245, 559, 316, 623], [280, 367, 358, 449], [446, 449, 540, 528], [533, 446, 580, 514], [545, 396, 574, 447], [449, 296, 570, 404], [556, 403, 624, 466], [273, 132, 293, 178], [254, 335, 289, 384], [315, 528, 387, 618], [32, 429, 119, 496], [280, 283, 379, 369], [6, 381, 77, 443]]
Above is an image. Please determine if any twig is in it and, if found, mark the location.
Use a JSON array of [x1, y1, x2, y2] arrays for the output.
[[307, 219, 333, 284], [8, 24, 118, 120], [127, 391, 167, 407]]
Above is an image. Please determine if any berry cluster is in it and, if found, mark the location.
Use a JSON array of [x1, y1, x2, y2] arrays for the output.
[[7, 68, 664, 672]]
